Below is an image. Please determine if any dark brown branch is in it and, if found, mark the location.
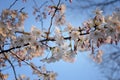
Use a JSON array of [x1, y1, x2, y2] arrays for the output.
[[8, 0, 19, 10], [81, 0, 120, 9], [32, 0, 48, 29], [10, 51, 49, 76], [0, 30, 91, 54], [0, 43, 29, 54], [15, 31, 30, 35], [1, 64, 27, 71], [46, 0, 61, 39], [3, 53, 17, 80]]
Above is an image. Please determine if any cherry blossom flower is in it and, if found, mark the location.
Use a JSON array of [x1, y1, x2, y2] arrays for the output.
[[93, 9, 105, 26], [11, 10, 18, 18], [95, 50, 103, 63], [41, 57, 58, 63], [24, 35, 35, 44], [41, 65, 46, 73], [83, 19, 95, 28], [19, 12, 28, 21], [48, 71, 57, 80], [105, 26, 116, 38], [0, 73, 8, 80], [60, 4, 66, 14], [1, 9, 10, 19], [54, 14, 66, 26], [105, 36, 112, 43], [89, 30, 105, 41], [70, 31, 80, 41], [17, 37, 25, 46], [77, 37, 90, 51], [62, 50, 76, 63], [65, 23, 73, 32], [52, 47, 63, 60], [117, 33, 120, 40], [31, 25, 41, 38], [94, 8, 103, 15], [0, 22, 9, 37], [54, 27, 64, 45]]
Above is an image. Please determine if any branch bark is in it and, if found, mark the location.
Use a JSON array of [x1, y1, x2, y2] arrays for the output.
[[3, 53, 18, 80]]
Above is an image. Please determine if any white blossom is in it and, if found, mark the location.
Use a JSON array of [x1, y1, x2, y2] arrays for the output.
[[70, 31, 80, 41], [89, 30, 105, 41], [31, 25, 41, 38], [105, 26, 116, 38], [60, 4, 66, 14], [62, 50, 76, 63]]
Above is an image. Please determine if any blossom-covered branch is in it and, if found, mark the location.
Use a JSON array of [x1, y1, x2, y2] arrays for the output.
[[1, 0, 120, 80]]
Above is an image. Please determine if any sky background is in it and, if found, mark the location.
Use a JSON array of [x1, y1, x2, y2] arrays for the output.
[[0, 0, 109, 80]]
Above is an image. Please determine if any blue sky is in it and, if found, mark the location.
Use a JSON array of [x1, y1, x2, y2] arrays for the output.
[[0, 0, 105, 80]]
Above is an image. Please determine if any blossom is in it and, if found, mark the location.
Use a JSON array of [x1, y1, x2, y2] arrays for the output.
[[41, 57, 58, 63], [24, 35, 35, 44], [95, 50, 103, 63], [62, 50, 76, 63], [11, 10, 18, 18], [48, 72, 57, 80], [16, 36, 26, 46], [31, 25, 41, 38], [117, 33, 120, 40], [0, 22, 9, 37], [94, 8, 103, 15], [77, 37, 90, 51], [54, 14, 66, 26], [60, 4, 66, 14], [105, 36, 112, 43], [93, 15, 105, 26], [89, 30, 105, 41], [1, 9, 10, 19], [54, 27, 61, 34], [12, 35, 26, 47], [105, 26, 116, 38], [0, 73, 8, 80], [83, 19, 95, 28], [113, 10, 120, 21], [19, 12, 28, 21], [54, 27, 64, 45], [105, 14, 120, 30], [65, 23, 73, 32], [41, 65, 46, 73], [52, 47, 63, 60], [93, 9, 105, 26], [90, 50, 103, 63], [33, 46, 44, 57], [70, 30, 80, 41]]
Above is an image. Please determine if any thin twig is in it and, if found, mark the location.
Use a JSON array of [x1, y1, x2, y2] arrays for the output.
[[10, 51, 49, 76], [0, 43, 29, 54], [46, 0, 61, 39], [3, 53, 18, 80], [1, 64, 27, 71], [8, 0, 18, 10], [81, 0, 120, 9]]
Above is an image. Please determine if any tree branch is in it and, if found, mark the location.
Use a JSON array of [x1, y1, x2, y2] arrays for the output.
[[3, 53, 18, 80], [8, 0, 19, 10], [10, 51, 49, 76], [81, 0, 120, 9], [0, 30, 91, 54], [0, 43, 29, 54], [46, 0, 61, 40]]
